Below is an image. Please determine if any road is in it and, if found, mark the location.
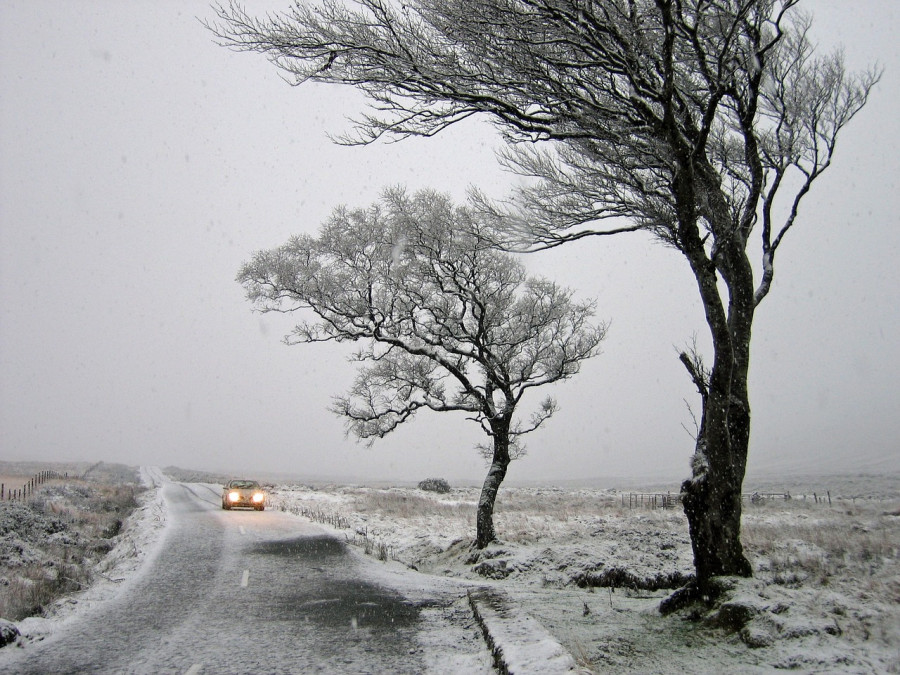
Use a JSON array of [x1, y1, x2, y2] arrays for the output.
[[3, 474, 492, 674]]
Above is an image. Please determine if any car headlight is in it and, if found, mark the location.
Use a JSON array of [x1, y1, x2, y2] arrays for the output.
[[228, 491, 240, 502], [252, 492, 265, 503]]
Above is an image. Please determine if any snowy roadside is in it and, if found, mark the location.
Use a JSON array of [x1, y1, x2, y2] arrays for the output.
[[269, 488, 582, 673], [2, 469, 574, 674], [4, 467, 170, 647], [267, 480, 900, 673]]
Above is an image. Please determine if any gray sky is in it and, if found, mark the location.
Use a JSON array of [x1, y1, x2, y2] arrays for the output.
[[1, 1, 898, 484]]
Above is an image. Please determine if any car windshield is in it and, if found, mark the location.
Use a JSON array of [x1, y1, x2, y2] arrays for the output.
[[229, 480, 259, 489]]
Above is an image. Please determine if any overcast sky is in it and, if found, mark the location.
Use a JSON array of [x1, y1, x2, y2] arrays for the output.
[[1, 1, 898, 485]]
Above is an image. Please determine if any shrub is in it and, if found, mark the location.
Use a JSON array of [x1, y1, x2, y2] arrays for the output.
[[418, 478, 451, 494]]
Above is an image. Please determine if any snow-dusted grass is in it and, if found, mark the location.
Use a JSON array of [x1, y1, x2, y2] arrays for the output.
[[0, 472, 143, 622], [270, 480, 900, 673], [744, 500, 899, 586], [0, 467, 169, 650]]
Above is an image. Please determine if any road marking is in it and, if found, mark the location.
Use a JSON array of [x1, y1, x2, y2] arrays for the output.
[[239, 526, 245, 535], [184, 665, 203, 675], [240, 569, 250, 588]]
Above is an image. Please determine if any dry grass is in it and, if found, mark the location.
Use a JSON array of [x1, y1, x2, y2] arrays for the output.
[[0, 562, 94, 621], [742, 499, 900, 588], [273, 486, 474, 522], [275, 484, 661, 534], [0, 470, 143, 622], [270, 484, 899, 599], [494, 487, 620, 518], [350, 488, 473, 519], [353, 485, 630, 534], [275, 485, 898, 598]]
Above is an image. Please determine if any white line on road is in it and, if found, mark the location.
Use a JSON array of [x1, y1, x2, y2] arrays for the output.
[[239, 526, 245, 535], [240, 569, 250, 588], [184, 664, 203, 675]]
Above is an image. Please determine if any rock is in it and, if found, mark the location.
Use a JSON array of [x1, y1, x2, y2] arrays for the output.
[[780, 618, 837, 639], [473, 558, 512, 579], [92, 539, 115, 554], [740, 623, 775, 648], [709, 598, 764, 630], [0, 619, 20, 648]]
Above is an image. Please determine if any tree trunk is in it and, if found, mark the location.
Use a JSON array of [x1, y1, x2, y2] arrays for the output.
[[681, 435, 753, 584], [672, 168, 755, 589], [685, 391, 753, 581], [680, 240, 755, 587], [474, 419, 511, 549]]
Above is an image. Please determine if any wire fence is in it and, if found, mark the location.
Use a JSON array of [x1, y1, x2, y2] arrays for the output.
[[622, 492, 680, 509], [1, 470, 67, 502], [622, 489, 835, 509]]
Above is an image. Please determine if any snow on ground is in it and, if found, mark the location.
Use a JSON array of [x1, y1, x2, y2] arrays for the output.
[[3, 467, 170, 645], [268, 479, 900, 673], [2, 469, 898, 673]]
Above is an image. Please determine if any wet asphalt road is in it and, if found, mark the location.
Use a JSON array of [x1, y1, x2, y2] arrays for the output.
[[5, 479, 486, 674]]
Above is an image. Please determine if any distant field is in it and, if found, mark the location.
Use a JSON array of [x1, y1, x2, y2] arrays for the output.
[[0, 461, 139, 487], [0, 473, 29, 484], [0, 474, 29, 494], [0, 465, 72, 501], [0, 462, 80, 489]]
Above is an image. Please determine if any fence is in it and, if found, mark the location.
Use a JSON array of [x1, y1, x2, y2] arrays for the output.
[[623, 492, 680, 509], [1, 470, 67, 502], [623, 489, 834, 509], [744, 491, 833, 505]]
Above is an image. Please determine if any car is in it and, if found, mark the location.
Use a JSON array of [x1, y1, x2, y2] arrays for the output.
[[221, 479, 267, 511]]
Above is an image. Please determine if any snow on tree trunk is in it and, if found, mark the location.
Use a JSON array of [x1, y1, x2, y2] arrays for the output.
[[681, 445, 752, 583], [475, 419, 511, 549]]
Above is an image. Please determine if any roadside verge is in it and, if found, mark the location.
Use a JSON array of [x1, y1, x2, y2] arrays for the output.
[[467, 587, 580, 674]]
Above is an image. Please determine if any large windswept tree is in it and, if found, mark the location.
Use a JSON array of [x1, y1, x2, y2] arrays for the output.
[[211, 0, 878, 596], [238, 189, 606, 548]]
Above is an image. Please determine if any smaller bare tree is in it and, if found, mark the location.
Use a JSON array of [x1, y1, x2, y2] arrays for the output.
[[238, 189, 606, 548]]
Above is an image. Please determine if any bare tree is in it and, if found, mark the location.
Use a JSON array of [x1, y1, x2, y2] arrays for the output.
[[210, 0, 878, 597], [237, 189, 606, 548]]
